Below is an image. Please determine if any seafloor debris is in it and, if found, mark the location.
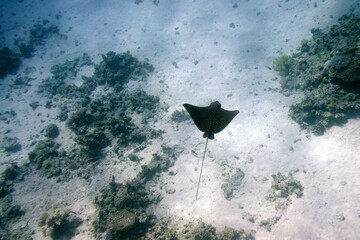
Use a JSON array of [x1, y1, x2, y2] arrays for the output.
[[274, 14, 360, 135], [37, 205, 82, 239]]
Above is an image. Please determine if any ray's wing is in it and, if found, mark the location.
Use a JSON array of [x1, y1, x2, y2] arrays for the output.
[[212, 108, 239, 134], [183, 103, 211, 133]]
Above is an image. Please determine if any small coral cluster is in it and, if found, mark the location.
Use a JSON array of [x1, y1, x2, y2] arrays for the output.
[[38, 53, 95, 102], [173, 221, 254, 240], [27, 135, 95, 178], [170, 109, 190, 123], [221, 167, 245, 200], [267, 172, 304, 200], [28, 139, 62, 176], [38, 205, 82, 239], [0, 164, 29, 239], [0, 21, 64, 79], [274, 14, 360, 134], [93, 145, 178, 239], [0, 47, 21, 78], [0, 164, 22, 199], [66, 89, 161, 157], [94, 51, 154, 90], [273, 54, 293, 77]]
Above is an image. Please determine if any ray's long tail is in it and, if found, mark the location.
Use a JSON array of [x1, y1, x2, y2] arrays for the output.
[[196, 137, 209, 200]]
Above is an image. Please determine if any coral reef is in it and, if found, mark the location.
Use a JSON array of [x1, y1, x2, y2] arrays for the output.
[[273, 14, 360, 134], [28, 23, 62, 46], [0, 164, 23, 198], [175, 221, 254, 240], [265, 171, 303, 215], [0, 199, 25, 235], [38, 53, 95, 100], [25, 51, 164, 181], [74, 128, 110, 156], [185, 221, 217, 240], [18, 42, 34, 58], [259, 215, 282, 232], [29, 101, 39, 110], [93, 51, 154, 91], [66, 89, 163, 152], [50, 53, 92, 81], [93, 146, 179, 239], [15, 22, 66, 59], [66, 107, 93, 134], [45, 123, 60, 139], [93, 176, 158, 239], [38, 205, 82, 239], [273, 54, 293, 77], [28, 139, 61, 176], [267, 172, 304, 200], [0, 164, 28, 239], [221, 227, 254, 240], [0, 47, 21, 78], [170, 109, 190, 123], [1, 136, 22, 153], [0, 109, 16, 124], [27, 137, 98, 179]]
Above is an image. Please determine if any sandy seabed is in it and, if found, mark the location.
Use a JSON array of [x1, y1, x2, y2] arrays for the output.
[[1, 0, 360, 239]]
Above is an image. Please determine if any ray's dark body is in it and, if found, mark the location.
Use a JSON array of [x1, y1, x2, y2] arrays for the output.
[[183, 101, 239, 140]]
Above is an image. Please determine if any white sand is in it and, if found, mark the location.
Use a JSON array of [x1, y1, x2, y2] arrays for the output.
[[1, 0, 360, 239]]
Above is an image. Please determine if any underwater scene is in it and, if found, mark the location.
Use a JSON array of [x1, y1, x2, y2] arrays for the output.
[[0, 0, 360, 239]]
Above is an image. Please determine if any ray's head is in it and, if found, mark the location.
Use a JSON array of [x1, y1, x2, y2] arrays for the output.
[[209, 101, 221, 109]]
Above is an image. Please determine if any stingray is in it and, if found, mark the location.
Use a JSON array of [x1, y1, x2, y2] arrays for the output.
[[183, 101, 239, 200]]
